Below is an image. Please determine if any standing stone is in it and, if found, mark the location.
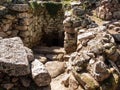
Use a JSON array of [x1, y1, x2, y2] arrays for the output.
[[0, 37, 30, 76], [63, 17, 77, 54], [31, 59, 51, 87]]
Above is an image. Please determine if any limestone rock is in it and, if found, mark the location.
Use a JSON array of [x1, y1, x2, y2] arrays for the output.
[[113, 11, 120, 19], [51, 73, 69, 90], [45, 61, 66, 78], [9, 4, 29, 12], [0, 32, 8, 38], [35, 54, 47, 64], [24, 47, 34, 62], [91, 61, 110, 82], [77, 31, 95, 41], [100, 72, 120, 90], [61, 73, 70, 87], [73, 72, 99, 90], [31, 59, 51, 87], [69, 74, 80, 90], [0, 37, 30, 76], [96, 0, 120, 20]]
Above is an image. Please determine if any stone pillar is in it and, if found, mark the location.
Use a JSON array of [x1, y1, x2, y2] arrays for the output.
[[63, 17, 77, 54]]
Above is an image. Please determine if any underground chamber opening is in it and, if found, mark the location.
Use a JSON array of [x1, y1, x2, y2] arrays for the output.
[[41, 31, 64, 47]]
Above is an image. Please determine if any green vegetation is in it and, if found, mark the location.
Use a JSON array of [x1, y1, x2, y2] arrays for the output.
[[44, 2, 62, 17], [29, 1, 62, 17]]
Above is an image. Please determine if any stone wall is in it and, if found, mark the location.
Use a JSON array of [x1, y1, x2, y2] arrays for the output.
[[63, 1, 97, 54], [0, 1, 64, 48], [96, 0, 120, 20], [0, 0, 8, 4]]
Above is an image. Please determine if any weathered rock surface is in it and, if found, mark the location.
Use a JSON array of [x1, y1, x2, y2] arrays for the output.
[[96, 0, 120, 20], [31, 59, 51, 87], [0, 37, 30, 76], [89, 61, 110, 81], [45, 61, 66, 78], [9, 4, 29, 12], [107, 20, 120, 42], [100, 72, 120, 90], [66, 25, 120, 90], [51, 73, 69, 90], [69, 74, 83, 90], [0, 0, 120, 90], [35, 54, 48, 64], [0, 1, 64, 48]]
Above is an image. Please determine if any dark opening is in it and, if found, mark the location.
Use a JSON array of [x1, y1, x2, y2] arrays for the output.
[[41, 30, 64, 47]]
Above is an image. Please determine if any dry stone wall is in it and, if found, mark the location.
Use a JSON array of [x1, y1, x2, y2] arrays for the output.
[[63, 1, 98, 54], [63, 26, 120, 90], [62, 1, 120, 90], [0, 1, 64, 47], [96, 0, 120, 20]]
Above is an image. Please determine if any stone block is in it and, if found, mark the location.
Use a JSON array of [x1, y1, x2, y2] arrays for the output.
[[9, 4, 29, 12], [77, 31, 95, 41], [31, 59, 51, 87], [0, 32, 8, 37], [15, 25, 28, 31], [17, 13, 33, 18], [45, 61, 66, 78], [0, 37, 30, 76]]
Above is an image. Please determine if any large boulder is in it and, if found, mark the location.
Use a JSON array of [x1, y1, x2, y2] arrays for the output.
[[45, 61, 66, 78], [0, 37, 30, 76]]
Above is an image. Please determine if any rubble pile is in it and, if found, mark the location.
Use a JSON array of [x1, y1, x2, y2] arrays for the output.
[[103, 20, 120, 42], [62, 1, 120, 90], [0, 0, 120, 90], [0, 1, 64, 47], [96, 0, 120, 20], [63, 1, 98, 54], [62, 26, 120, 90], [0, 37, 51, 89]]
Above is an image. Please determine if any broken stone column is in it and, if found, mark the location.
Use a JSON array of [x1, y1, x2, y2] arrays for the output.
[[31, 59, 51, 87], [63, 17, 77, 54]]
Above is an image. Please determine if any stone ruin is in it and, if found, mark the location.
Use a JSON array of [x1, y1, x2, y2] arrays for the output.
[[0, 0, 120, 90], [95, 0, 120, 20], [65, 26, 120, 90], [0, 37, 51, 89], [0, 0, 64, 47]]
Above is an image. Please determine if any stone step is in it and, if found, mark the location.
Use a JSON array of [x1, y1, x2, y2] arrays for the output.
[[33, 46, 65, 54], [35, 53, 64, 62]]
